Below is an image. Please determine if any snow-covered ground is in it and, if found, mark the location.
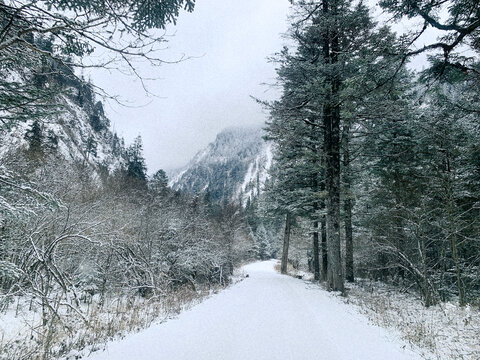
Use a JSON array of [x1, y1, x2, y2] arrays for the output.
[[84, 260, 426, 360], [343, 280, 480, 360], [0, 286, 218, 359]]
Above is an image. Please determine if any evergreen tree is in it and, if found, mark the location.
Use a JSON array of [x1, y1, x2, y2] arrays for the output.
[[126, 136, 148, 183], [112, 133, 122, 157], [24, 119, 44, 158], [256, 222, 273, 260], [46, 130, 59, 153], [360, 72, 423, 275], [354, 61, 480, 306], [416, 67, 480, 305], [150, 169, 169, 193], [85, 135, 98, 161], [266, 0, 401, 290], [380, 0, 480, 69]]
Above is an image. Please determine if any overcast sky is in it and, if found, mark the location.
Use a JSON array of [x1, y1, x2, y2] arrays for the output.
[[89, 0, 292, 173]]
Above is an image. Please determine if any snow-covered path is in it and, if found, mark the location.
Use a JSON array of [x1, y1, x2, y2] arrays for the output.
[[86, 260, 424, 360]]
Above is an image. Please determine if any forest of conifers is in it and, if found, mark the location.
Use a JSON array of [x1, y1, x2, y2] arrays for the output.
[[262, 0, 480, 306]]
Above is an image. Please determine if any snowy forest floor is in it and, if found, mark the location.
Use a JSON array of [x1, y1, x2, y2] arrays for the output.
[[81, 260, 435, 360], [283, 264, 480, 360], [341, 280, 479, 360]]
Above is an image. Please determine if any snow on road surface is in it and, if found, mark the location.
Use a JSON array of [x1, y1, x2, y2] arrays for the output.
[[85, 260, 425, 360]]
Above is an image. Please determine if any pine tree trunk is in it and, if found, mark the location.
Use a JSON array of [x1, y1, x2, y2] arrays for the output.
[[310, 117, 321, 282], [394, 170, 406, 279], [445, 153, 465, 306], [343, 122, 354, 283], [323, 0, 344, 292], [325, 106, 343, 291], [321, 212, 328, 281], [419, 230, 434, 307], [313, 221, 320, 281], [281, 213, 292, 275], [344, 199, 354, 283], [449, 231, 465, 306], [320, 154, 328, 281]]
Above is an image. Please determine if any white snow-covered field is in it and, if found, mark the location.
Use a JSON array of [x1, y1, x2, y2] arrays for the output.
[[84, 260, 425, 360]]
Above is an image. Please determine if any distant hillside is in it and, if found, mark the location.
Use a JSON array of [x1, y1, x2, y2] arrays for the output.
[[169, 126, 273, 205]]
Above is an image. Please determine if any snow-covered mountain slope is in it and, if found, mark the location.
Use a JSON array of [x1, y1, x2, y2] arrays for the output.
[[169, 126, 273, 205], [0, 82, 126, 175]]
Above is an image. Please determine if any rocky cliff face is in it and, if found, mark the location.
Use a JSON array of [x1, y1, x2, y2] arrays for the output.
[[0, 72, 127, 177], [169, 126, 272, 205]]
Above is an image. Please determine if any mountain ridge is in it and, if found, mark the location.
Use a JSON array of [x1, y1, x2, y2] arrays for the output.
[[169, 126, 272, 205]]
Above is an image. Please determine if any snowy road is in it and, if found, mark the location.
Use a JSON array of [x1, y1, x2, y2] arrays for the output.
[[86, 260, 424, 360]]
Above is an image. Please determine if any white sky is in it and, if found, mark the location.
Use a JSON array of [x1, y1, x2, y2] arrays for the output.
[[89, 0, 292, 173]]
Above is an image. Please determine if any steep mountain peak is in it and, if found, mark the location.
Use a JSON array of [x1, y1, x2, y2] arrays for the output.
[[169, 125, 272, 205]]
